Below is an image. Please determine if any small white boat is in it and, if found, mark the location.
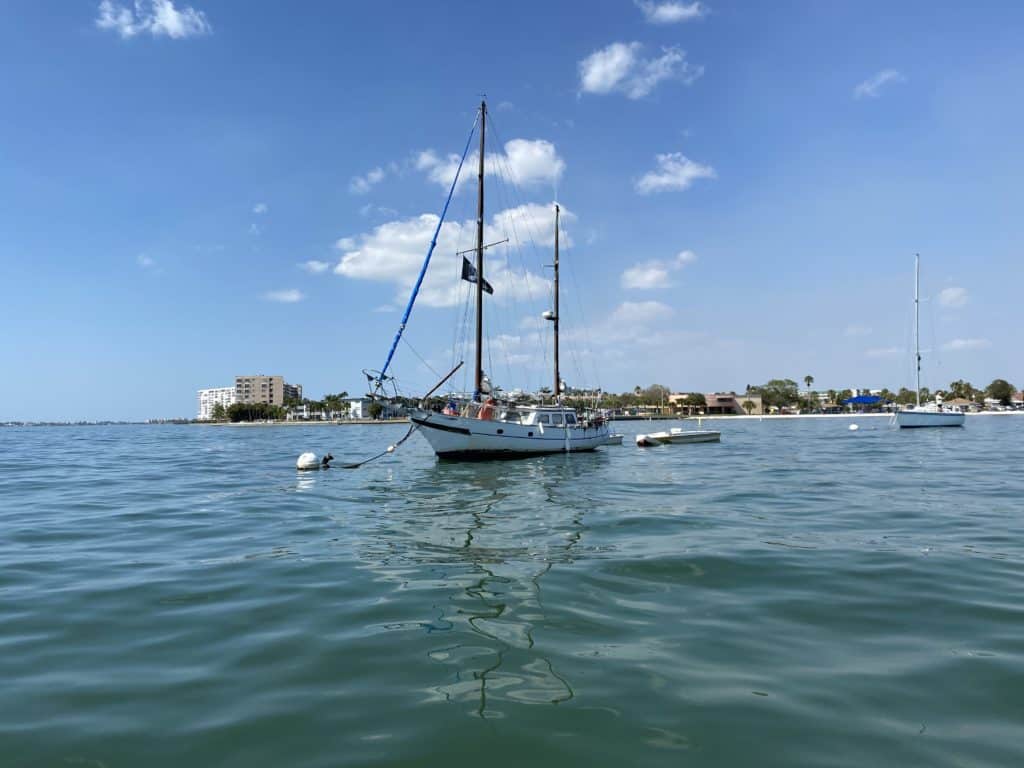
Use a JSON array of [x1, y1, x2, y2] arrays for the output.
[[636, 427, 721, 446], [603, 433, 624, 446]]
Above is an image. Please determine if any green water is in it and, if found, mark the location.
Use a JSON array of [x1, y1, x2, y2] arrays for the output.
[[2, 418, 1023, 766]]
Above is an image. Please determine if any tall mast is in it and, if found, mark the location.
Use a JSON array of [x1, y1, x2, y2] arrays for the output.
[[553, 204, 560, 401], [474, 100, 486, 399], [914, 253, 921, 407]]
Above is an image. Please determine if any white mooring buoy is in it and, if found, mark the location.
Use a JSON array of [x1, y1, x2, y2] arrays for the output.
[[296, 451, 321, 470], [848, 423, 859, 432]]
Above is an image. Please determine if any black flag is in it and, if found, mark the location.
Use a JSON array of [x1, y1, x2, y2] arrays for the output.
[[461, 256, 494, 294]]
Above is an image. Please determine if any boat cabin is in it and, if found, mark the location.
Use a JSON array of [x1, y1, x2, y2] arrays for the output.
[[517, 406, 578, 427]]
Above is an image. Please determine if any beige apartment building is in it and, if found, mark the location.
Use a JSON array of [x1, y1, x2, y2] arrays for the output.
[[234, 376, 302, 406]]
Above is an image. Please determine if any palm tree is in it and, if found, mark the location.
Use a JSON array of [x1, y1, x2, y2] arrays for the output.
[[742, 399, 756, 415], [803, 375, 815, 412]]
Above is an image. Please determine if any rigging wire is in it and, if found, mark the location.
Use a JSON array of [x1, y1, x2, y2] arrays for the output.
[[491, 114, 602, 399], [487, 116, 556, 392], [374, 109, 479, 390], [401, 336, 443, 381]]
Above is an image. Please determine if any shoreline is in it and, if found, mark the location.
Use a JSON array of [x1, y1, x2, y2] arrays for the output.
[[202, 418, 410, 427], [191, 411, 1023, 427]]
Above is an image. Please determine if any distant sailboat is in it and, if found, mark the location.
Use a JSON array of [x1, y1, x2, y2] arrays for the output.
[[895, 255, 965, 428]]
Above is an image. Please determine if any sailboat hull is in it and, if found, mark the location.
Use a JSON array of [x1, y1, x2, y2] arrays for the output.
[[895, 410, 965, 428], [410, 410, 609, 459]]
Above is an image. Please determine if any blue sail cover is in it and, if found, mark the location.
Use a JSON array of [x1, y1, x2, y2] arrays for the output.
[[373, 112, 479, 389]]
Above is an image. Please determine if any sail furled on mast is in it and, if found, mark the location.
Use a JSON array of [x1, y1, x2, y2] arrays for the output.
[[372, 110, 480, 391]]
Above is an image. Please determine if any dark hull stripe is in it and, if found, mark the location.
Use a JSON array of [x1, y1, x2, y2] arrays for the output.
[[412, 416, 604, 443], [898, 424, 964, 428], [410, 417, 471, 435], [437, 448, 599, 461]]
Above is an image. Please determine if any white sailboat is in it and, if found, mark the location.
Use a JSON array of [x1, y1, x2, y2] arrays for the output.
[[895, 255, 965, 429], [372, 100, 610, 459]]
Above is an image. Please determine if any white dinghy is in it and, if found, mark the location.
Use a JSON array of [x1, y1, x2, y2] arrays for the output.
[[636, 427, 721, 446]]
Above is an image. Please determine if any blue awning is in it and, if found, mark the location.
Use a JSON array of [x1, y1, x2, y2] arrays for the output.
[[841, 395, 885, 404]]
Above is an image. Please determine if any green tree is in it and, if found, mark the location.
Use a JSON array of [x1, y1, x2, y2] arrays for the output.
[[642, 384, 671, 405], [742, 399, 756, 415], [985, 379, 1015, 405], [322, 392, 349, 416], [749, 379, 800, 409], [227, 402, 284, 422], [210, 402, 227, 421], [368, 402, 384, 420], [894, 387, 916, 405], [802, 375, 816, 411]]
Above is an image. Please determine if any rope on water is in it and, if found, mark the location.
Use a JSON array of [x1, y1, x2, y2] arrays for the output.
[[340, 423, 419, 469], [338, 361, 464, 469]]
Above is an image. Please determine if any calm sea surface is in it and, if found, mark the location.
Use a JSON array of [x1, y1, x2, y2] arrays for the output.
[[2, 417, 1023, 767]]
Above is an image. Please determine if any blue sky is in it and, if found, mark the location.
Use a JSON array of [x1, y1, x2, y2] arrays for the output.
[[2, 1, 1021, 420]]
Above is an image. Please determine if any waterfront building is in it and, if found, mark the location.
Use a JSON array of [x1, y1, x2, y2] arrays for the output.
[[704, 393, 764, 415], [234, 375, 302, 406], [346, 396, 403, 420], [197, 387, 236, 420]]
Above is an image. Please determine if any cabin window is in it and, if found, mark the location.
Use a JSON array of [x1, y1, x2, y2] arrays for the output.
[[538, 415, 550, 424], [551, 414, 563, 426], [565, 414, 577, 425]]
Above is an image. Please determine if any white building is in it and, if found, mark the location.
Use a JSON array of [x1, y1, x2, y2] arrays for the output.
[[346, 396, 403, 419], [197, 387, 236, 420]]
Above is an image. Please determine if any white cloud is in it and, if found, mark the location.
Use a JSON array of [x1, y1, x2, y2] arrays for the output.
[[866, 346, 901, 358], [621, 249, 697, 289], [943, 338, 991, 351], [578, 42, 702, 99], [938, 286, 968, 308], [417, 139, 565, 191], [583, 301, 677, 346], [636, 0, 706, 24], [350, 166, 386, 195], [264, 289, 304, 303], [248, 223, 261, 236], [136, 253, 156, 268], [635, 152, 716, 194], [252, 202, 268, 214], [853, 69, 905, 99], [331, 205, 566, 308], [845, 323, 872, 337], [96, 0, 211, 39], [334, 237, 356, 251], [359, 204, 399, 219], [490, 202, 575, 249], [622, 263, 670, 290], [299, 260, 329, 273]]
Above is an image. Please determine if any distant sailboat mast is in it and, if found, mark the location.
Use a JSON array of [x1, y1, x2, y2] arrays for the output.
[[914, 253, 921, 408]]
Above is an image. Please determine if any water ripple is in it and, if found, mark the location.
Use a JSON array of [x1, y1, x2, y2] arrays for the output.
[[1, 417, 1022, 767]]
